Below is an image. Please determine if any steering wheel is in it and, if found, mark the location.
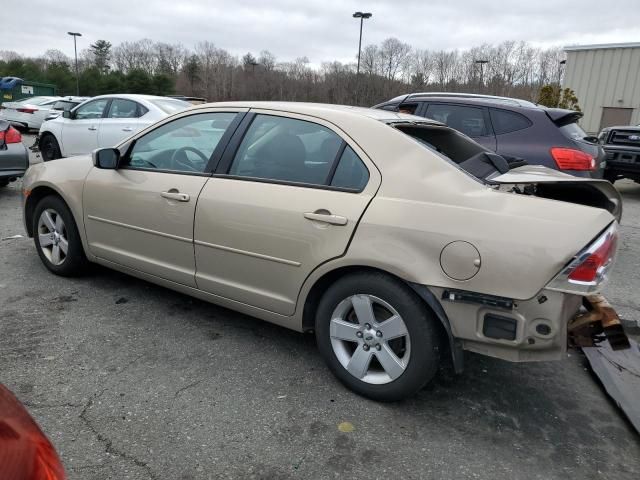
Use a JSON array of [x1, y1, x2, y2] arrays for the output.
[[169, 146, 208, 172]]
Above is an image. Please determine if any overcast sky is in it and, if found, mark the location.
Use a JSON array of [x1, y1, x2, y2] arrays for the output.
[[4, 0, 640, 63]]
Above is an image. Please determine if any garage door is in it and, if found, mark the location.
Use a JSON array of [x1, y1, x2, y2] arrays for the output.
[[600, 107, 633, 130]]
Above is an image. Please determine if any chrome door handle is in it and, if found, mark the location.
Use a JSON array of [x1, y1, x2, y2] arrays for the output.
[[122, 127, 133, 132], [303, 212, 348, 226], [161, 191, 190, 202], [88, 126, 97, 131]]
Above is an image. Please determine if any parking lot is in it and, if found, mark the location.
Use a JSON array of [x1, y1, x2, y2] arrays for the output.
[[1, 133, 639, 479]]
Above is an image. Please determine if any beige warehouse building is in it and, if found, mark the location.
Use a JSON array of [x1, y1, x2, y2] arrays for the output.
[[563, 42, 640, 134]]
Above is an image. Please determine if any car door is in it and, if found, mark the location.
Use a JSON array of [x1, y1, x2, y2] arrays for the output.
[[61, 98, 110, 156], [194, 111, 381, 315], [83, 110, 243, 286], [98, 98, 146, 148], [423, 102, 497, 151]]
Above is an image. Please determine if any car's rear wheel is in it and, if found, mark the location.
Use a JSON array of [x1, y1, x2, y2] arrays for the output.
[[315, 272, 442, 401], [33, 195, 88, 276], [40, 134, 61, 162]]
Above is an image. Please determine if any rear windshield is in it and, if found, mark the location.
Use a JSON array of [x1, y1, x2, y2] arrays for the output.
[[390, 122, 525, 183], [559, 122, 588, 141], [150, 98, 191, 114], [18, 97, 56, 105]]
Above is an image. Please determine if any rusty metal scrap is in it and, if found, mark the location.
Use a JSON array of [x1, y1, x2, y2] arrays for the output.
[[569, 294, 631, 351]]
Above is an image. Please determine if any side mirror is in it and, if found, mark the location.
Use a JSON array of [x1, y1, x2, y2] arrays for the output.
[[62, 110, 72, 119], [92, 148, 120, 169]]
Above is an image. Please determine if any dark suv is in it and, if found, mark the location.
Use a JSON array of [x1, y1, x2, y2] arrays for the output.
[[373, 93, 605, 178]]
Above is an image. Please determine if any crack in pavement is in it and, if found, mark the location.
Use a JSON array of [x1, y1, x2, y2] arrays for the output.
[[79, 389, 159, 480], [174, 379, 204, 398], [23, 401, 84, 409]]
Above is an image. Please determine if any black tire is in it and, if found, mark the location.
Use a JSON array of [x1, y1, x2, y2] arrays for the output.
[[315, 272, 442, 401], [0, 179, 9, 188], [40, 133, 61, 162], [33, 195, 88, 276]]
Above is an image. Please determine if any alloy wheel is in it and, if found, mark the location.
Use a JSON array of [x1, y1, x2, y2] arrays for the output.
[[37, 209, 68, 266], [329, 294, 411, 385]]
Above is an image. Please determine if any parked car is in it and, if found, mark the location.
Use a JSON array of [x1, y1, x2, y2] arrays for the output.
[[373, 93, 606, 178], [0, 119, 29, 187], [598, 125, 640, 183], [37, 94, 191, 161], [0, 96, 61, 130], [22, 102, 627, 401], [42, 96, 91, 122]]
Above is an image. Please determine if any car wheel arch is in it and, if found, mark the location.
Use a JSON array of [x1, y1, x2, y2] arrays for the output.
[[25, 186, 76, 238], [300, 264, 462, 373], [40, 131, 63, 157]]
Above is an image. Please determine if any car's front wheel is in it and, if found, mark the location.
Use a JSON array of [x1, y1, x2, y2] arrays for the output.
[[40, 134, 61, 162], [315, 272, 442, 401], [33, 195, 88, 276]]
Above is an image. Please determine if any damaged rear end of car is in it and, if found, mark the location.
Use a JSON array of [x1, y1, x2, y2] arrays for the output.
[[351, 118, 630, 368]]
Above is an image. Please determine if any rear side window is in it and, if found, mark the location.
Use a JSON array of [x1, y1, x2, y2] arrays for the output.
[[107, 99, 142, 119], [425, 104, 489, 137], [330, 146, 369, 190], [229, 114, 343, 185], [489, 108, 532, 134]]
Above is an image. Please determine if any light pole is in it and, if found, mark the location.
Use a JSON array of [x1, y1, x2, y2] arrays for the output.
[[474, 59, 488, 92], [558, 59, 566, 86], [353, 11, 372, 105], [67, 32, 82, 95], [353, 11, 372, 76]]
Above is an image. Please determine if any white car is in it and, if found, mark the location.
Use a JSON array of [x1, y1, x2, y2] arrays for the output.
[[38, 94, 191, 161], [0, 96, 61, 130]]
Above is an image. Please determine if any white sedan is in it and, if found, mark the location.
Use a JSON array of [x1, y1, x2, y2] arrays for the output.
[[0, 96, 61, 130], [38, 94, 191, 161]]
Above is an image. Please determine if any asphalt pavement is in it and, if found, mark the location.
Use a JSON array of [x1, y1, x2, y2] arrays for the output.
[[1, 134, 639, 479]]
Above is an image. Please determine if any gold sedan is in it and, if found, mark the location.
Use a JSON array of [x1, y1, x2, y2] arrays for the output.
[[22, 102, 626, 400]]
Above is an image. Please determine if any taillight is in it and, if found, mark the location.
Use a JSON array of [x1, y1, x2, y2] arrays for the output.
[[16, 107, 37, 114], [0, 384, 66, 480], [547, 223, 619, 294], [568, 228, 617, 283], [550, 147, 596, 171], [0, 127, 21, 144]]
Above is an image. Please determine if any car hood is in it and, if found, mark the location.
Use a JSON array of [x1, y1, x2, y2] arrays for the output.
[[492, 165, 622, 222]]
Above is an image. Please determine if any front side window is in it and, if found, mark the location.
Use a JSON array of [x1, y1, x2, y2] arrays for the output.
[[123, 112, 237, 173], [107, 99, 141, 119], [74, 99, 109, 120], [228, 115, 344, 185], [425, 104, 489, 137]]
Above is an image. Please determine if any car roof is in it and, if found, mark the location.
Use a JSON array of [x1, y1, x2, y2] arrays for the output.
[[189, 101, 443, 125], [380, 92, 539, 109]]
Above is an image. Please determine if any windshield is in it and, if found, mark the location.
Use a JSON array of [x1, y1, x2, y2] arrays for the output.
[[149, 98, 191, 114], [52, 100, 79, 111]]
